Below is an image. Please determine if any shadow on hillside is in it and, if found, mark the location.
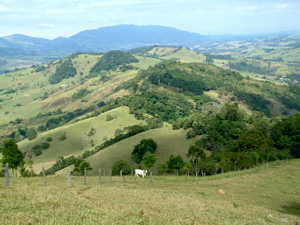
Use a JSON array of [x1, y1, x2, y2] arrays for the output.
[[278, 202, 300, 217]]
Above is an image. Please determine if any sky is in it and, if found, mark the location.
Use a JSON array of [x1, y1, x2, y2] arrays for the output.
[[1, 0, 300, 39]]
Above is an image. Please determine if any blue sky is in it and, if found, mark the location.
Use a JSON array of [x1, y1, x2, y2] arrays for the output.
[[1, 0, 300, 39]]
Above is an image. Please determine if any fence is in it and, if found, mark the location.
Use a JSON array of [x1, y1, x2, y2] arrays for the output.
[[2, 159, 289, 187]]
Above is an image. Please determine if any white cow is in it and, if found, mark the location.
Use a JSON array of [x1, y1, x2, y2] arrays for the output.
[[135, 169, 147, 178]]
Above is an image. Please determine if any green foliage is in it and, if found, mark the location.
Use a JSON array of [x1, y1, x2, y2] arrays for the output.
[[131, 139, 157, 163], [271, 114, 300, 158], [187, 145, 206, 172], [32, 144, 42, 156], [142, 152, 157, 169], [88, 127, 96, 137], [46, 137, 53, 142], [59, 133, 66, 141], [89, 51, 139, 76], [234, 90, 271, 116], [41, 142, 50, 150], [49, 59, 77, 84], [44, 156, 76, 175], [106, 114, 113, 121], [118, 91, 193, 121], [72, 88, 90, 101], [237, 130, 267, 152], [166, 154, 184, 173], [72, 158, 92, 176], [229, 61, 277, 75], [1, 138, 24, 170], [111, 160, 131, 175], [26, 128, 37, 140]]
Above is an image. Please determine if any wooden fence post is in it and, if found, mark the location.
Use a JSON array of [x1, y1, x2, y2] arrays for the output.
[[196, 172, 198, 182], [42, 167, 47, 186], [204, 172, 206, 181], [110, 169, 112, 182], [84, 168, 87, 185], [163, 172, 166, 183], [176, 173, 178, 183], [222, 169, 224, 180], [99, 168, 101, 184], [229, 170, 231, 178], [134, 172, 136, 183], [120, 170, 122, 183], [215, 172, 217, 181], [185, 173, 187, 182], [5, 163, 9, 187], [68, 168, 71, 185], [150, 171, 152, 183]]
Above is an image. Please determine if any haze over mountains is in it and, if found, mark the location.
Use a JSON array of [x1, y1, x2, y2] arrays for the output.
[[0, 24, 288, 57]]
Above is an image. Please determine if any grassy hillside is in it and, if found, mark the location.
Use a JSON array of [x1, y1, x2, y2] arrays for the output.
[[18, 107, 145, 172], [0, 160, 299, 224], [57, 127, 200, 175]]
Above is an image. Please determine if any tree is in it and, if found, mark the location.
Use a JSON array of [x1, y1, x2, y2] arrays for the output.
[[72, 159, 92, 175], [187, 145, 206, 173], [131, 139, 157, 163], [142, 152, 157, 170], [1, 138, 24, 172], [166, 154, 184, 173], [111, 160, 131, 175], [26, 128, 37, 140]]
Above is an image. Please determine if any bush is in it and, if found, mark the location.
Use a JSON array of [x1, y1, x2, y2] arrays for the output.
[[106, 114, 113, 121], [59, 133, 66, 141], [111, 160, 131, 175], [41, 142, 50, 150], [46, 137, 53, 142]]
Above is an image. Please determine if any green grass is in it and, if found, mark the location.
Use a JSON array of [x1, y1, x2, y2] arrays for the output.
[[17, 106, 145, 172], [57, 127, 200, 176], [0, 160, 299, 224]]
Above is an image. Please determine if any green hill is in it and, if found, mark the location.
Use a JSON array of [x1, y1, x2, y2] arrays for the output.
[[18, 106, 145, 172], [57, 126, 200, 175]]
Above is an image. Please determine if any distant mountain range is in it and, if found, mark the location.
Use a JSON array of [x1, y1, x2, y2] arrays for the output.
[[0, 24, 263, 57]]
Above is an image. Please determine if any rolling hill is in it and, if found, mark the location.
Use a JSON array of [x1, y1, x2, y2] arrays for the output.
[[0, 46, 299, 176]]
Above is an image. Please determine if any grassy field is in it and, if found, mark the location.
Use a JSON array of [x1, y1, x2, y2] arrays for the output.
[[0, 160, 299, 224], [57, 126, 199, 176], [18, 106, 145, 172]]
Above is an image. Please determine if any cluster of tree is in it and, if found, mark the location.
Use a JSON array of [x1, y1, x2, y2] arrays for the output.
[[229, 61, 277, 75], [205, 54, 232, 60], [45, 106, 96, 130], [72, 88, 91, 101], [44, 155, 76, 175], [71, 158, 92, 176], [32, 142, 50, 156], [49, 59, 77, 84], [89, 51, 139, 76], [234, 90, 271, 116], [115, 91, 193, 122], [131, 139, 157, 164], [173, 103, 300, 174], [35, 65, 46, 72], [158, 154, 186, 174]]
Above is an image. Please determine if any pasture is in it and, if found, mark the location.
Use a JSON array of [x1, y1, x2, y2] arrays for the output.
[[0, 160, 299, 224]]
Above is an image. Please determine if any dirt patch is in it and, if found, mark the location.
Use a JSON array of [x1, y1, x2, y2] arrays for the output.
[[50, 97, 72, 107]]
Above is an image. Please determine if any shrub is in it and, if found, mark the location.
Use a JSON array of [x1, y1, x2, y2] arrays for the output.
[[59, 133, 66, 141], [106, 114, 113, 121], [46, 137, 53, 142], [111, 160, 131, 175], [41, 142, 50, 150]]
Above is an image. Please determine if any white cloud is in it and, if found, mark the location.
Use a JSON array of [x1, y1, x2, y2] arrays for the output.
[[277, 4, 289, 9], [39, 23, 56, 28]]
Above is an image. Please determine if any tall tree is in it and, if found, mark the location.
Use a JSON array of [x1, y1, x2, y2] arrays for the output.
[[1, 138, 24, 172], [142, 152, 157, 170], [132, 139, 157, 163], [187, 145, 206, 173]]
